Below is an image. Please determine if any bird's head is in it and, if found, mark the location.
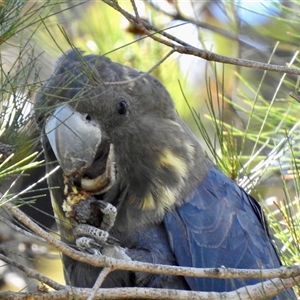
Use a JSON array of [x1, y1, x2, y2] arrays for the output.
[[35, 49, 210, 226]]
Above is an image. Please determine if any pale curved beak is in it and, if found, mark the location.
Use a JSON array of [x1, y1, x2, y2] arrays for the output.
[[45, 104, 102, 177]]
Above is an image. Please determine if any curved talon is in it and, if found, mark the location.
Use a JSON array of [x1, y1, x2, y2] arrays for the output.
[[76, 237, 102, 255], [92, 199, 117, 231], [106, 235, 120, 246]]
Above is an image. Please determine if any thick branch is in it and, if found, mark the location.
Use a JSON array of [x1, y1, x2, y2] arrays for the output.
[[1, 275, 300, 300], [3, 198, 300, 283]]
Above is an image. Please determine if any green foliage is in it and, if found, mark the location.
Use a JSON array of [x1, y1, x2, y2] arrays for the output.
[[196, 61, 300, 296], [0, 0, 74, 170], [0, 151, 42, 181]]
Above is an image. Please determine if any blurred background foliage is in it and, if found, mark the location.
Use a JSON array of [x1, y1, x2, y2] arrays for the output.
[[0, 0, 299, 296]]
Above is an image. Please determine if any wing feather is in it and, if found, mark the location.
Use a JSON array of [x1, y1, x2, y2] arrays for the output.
[[164, 167, 295, 298]]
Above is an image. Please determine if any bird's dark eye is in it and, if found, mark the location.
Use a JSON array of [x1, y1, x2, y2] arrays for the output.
[[116, 100, 128, 115], [85, 114, 92, 121]]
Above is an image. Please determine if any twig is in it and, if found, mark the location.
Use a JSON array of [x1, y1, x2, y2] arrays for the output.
[[102, 50, 175, 86], [1, 275, 300, 300], [87, 267, 112, 300], [289, 91, 300, 103], [102, 0, 300, 76], [145, 0, 251, 47], [1, 189, 299, 300], [0, 252, 63, 290], [2, 194, 300, 281], [0, 213, 46, 244]]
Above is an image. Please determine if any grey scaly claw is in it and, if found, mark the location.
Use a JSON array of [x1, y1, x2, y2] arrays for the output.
[[74, 224, 110, 244], [92, 199, 117, 231], [74, 223, 120, 255], [75, 236, 102, 255]]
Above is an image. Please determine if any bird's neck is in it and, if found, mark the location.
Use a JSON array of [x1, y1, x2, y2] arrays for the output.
[[111, 133, 211, 222]]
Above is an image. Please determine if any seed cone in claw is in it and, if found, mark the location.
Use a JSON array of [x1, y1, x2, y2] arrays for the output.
[[63, 175, 109, 228]]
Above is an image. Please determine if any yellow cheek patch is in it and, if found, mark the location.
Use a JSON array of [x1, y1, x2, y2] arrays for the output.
[[137, 148, 189, 212], [158, 148, 188, 177], [161, 186, 176, 207], [141, 193, 156, 210], [140, 186, 177, 211]]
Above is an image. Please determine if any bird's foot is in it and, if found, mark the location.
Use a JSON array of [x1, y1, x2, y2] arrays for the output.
[[63, 175, 128, 259], [93, 199, 117, 232], [74, 224, 131, 260], [74, 223, 118, 253]]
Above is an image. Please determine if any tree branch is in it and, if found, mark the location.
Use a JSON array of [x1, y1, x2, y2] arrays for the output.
[[87, 267, 112, 300], [1, 275, 300, 300], [102, 0, 300, 76], [0, 252, 63, 290], [2, 196, 300, 283]]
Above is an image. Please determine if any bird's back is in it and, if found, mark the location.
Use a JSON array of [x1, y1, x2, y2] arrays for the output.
[[164, 167, 296, 299]]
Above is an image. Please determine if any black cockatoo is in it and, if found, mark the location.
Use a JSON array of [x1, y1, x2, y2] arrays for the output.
[[34, 49, 296, 298]]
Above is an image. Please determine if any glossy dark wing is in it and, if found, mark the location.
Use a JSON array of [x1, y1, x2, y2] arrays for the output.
[[164, 167, 296, 299]]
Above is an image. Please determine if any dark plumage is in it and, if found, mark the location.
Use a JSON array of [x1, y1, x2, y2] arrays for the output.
[[34, 49, 296, 299]]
